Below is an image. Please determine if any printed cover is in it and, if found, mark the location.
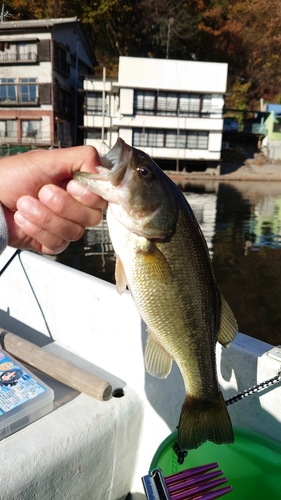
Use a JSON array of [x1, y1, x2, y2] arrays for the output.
[[0, 350, 46, 415]]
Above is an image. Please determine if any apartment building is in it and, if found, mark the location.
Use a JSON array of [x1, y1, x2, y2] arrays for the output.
[[83, 56, 228, 170], [0, 17, 95, 153]]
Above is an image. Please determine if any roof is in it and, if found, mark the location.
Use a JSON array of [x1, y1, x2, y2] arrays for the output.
[[0, 17, 79, 29], [0, 17, 96, 65]]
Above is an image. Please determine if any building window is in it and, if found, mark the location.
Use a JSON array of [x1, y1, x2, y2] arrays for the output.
[[17, 43, 37, 61], [78, 61, 90, 79], [58, 47, 69, 75], [0, 42, 37, 62], [58, 89, 72, 115], [0, 78, 38, 104], [134, 91, 215, 117], [21, 120, 42, 142], [133, 128, 209, 149], [87, 128, 107, 140], [186, 131, 208, 149], [166, 130, 178, 147], [133, 129, 164, 147], [19, 78, 37, 102], [157, 92, 178, 116], [134, 91, 155, 115], [0, 78, 16, 102], [201, 95, 212, 115], [87, 93, 104, 115], [179, 94, 200, 117], [0, 120, 17, 141], [53, 42, 70, 76]]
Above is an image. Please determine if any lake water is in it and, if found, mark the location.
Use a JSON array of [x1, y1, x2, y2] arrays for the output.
[[57, 179, 281, 346]]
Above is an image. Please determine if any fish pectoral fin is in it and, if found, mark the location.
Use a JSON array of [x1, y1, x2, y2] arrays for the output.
[[144, 328, 173, 379], [137, 240, 173, 284], [115, 255, 128, 294], [218, 295, 238, 348]]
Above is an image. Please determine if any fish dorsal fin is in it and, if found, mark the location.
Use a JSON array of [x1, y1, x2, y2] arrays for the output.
[[218, 295, 238, 348], [115, 255, 127, 294], [144, 328, 173, 379]]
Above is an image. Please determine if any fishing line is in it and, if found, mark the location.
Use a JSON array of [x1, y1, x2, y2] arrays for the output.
[[0, 249, 21, 276]]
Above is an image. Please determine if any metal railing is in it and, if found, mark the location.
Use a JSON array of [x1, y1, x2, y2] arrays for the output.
[[0, 52, 38, 63]]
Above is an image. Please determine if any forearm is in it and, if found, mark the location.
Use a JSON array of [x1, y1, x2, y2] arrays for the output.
[[0, 203, 8, 254]]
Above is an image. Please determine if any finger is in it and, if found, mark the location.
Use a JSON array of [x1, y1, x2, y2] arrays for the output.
[[14, 212, 70, 255], [38, 184, 104, 227], [16, 195, 85, 242], [66, 180, 108, 209]]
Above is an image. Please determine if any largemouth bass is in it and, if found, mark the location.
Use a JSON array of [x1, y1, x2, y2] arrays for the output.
[[74, 138, 238, 450]]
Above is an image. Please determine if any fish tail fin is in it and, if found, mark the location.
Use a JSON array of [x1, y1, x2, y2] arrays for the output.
[[178, 392, 234, 450]]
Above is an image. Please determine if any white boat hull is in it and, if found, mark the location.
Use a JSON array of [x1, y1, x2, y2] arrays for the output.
[[0, 247, 280, 499]]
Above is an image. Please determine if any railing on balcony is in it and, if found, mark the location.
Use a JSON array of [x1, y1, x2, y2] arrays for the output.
[[0, 133, 72, 147], [53, 134, 73, 147], [0, 53, 38, 63]]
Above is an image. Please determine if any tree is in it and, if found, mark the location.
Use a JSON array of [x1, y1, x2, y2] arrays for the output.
[[3, 0, 281, 106], [198, 0, 281, 105], [138, 0, 207, 60]]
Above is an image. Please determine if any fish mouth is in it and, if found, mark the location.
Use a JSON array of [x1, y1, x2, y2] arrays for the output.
[[74, 138, 132, 189], [101, 138, 132, 186]]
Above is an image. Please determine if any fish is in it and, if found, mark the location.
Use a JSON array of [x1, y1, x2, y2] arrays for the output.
[[74, 138, 238, 450]]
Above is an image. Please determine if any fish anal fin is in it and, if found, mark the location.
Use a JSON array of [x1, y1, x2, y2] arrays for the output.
[[218, 295, 238, 348], [144, 328, 173, 379], [178, 392, 234, 450], [115, 255, 127, 294]]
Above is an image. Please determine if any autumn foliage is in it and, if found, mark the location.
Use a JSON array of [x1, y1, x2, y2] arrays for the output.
[[2, 0, 281, 108]]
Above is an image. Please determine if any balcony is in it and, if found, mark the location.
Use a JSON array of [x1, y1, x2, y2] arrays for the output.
[[0, 135, 18, 144], [0, 53, 39, 63], [54, 134, 73, 147]]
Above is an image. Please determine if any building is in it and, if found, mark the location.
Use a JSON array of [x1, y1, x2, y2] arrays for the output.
[[261, 104, 281, 160], [83, 56, 228, 170], [0, 17, 95, 154]]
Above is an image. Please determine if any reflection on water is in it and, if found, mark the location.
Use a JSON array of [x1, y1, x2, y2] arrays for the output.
[[57, 180, 281, 346]]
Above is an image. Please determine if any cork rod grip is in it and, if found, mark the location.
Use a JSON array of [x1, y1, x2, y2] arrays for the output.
[[0, 329, 112, 401]]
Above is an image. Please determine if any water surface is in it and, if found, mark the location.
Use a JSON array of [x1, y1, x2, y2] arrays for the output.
[[58, 180, 281, 346]]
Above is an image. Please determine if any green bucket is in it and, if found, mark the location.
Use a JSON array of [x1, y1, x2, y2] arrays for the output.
[[150, 427, 281, 499]]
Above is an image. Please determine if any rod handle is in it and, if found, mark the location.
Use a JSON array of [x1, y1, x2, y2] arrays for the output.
[[0, 329, 112, 401]]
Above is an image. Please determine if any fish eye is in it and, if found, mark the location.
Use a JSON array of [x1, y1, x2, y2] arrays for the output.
[[137, 166, 154, 181]]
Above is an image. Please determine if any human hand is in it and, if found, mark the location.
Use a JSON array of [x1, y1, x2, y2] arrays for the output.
[[0, 146, 107, 254]]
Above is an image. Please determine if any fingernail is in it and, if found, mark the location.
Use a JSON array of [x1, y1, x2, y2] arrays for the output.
[[17, 197, 36, 215], [39, 184, 55, 204], [14, 212, 28, 227], [67, 180, 86, 197]]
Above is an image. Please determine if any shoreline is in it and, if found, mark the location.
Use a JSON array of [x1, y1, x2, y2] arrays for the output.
[[164, 159, 281, 182]]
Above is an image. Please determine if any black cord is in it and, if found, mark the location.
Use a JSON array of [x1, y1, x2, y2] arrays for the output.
[[226, 371, 281, 406], [0, 249, 21, 276]]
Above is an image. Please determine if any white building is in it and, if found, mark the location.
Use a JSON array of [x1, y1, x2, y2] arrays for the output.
[[83, 56, 228, 169], [0, 17, 95, 152]]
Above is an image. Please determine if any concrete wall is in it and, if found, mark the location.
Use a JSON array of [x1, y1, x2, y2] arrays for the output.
[[118, 57, 228, 93]]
